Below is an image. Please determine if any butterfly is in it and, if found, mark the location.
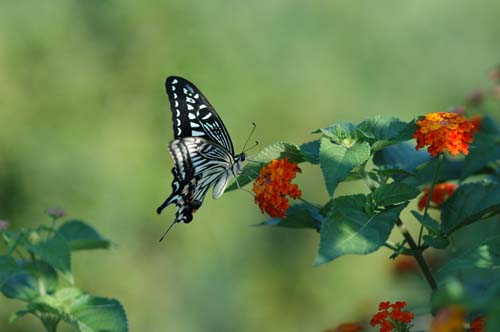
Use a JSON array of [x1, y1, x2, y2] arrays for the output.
[[156, 76, 247, 239]]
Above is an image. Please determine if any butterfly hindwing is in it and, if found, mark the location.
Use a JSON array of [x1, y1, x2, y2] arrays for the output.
[[166, 76, 234, 155]]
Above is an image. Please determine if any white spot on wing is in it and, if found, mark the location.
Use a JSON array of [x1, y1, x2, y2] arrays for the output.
[[191, 130, 205, 136], [188, 113, 196, 120], [199, 105, 207, 109], [187, 104, 194, 111], [194, 94, 199, 99], [173, 93, 177, 99], [201, 113, 212, 120], [172, 79, 178, 84], [186, 97, 195, 103], [190, 122, 200, 128], [177, 128, 181, 135], [175, 101, 179, 107]]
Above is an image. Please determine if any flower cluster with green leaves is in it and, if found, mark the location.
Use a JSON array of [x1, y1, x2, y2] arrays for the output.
[[229, 69, 500, 332], [0, 209, 128, 332]]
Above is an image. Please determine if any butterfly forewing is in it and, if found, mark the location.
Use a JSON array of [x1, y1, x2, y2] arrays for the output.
[[166, 76, 234, 155]]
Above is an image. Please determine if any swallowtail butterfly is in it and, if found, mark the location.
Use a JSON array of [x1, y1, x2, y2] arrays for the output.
[[157, 76, 246, 238]]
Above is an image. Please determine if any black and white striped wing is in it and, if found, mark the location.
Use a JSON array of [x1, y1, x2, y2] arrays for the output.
[[156, 137, 236, 223], [166, 76, 235, 155]]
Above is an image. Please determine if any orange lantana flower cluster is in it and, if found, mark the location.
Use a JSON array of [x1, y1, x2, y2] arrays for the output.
[[414, 112, 475, 157], [253, 158, 302, 218], [418, 183, 457, 210], [370, 301, 414, 332]]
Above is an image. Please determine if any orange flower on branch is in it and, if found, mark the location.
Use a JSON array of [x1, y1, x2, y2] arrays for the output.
[[414, 112, 475, 157], [253, 158, 302, 218], [470, 316, 485, 332], [430, 305, 466, 332], [418, 183, 457, 210], [470, 115, 482, 135], [323, 322, 364, 332], [370, 301, 414, 332]]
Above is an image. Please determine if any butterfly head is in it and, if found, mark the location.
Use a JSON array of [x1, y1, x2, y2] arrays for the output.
[[238, 153, 247, 162]]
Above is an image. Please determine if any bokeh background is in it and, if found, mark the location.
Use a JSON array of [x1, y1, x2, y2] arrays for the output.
[[1, 1, 499, 331]]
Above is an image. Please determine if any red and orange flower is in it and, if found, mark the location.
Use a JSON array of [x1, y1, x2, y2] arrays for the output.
[[430, 305, 466, 332], [418, 183, 457, 210], [370, 301, 414, 332], [414, 112, 475, 157], [470, 316, 485, 332], [253, 158, 302, 218]]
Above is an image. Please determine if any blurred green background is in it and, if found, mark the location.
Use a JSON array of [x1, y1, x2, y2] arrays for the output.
[[1, 1, 499, 331]]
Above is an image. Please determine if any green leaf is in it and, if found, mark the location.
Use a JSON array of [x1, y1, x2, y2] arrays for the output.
[[68, 294, 128, 332], [1, 262, 59, 301], [0, 255, 23, 288], [9, 310, 31, 323], [423, 234, 450, 249], [441, 182, 500, 234], [411, 210, 440, 233], [26, 233, 73, 283], [319, 138, 370, 196], [356, 116, 416, 151], [313, 121, 357, 144], [258, 204, 321, 230], [373, 142, 430, 180], [226, 142, 303, 191], [461, 132, 500, 178], [57, 220, 110, 251], [300, 140, 320, 164], [372, 182, 420, 206], [440, 235, 500, 274], [315, 195, 407, 265]]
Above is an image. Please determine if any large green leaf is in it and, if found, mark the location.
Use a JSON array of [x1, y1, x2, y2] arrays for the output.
[[315, 195, 407, 265], [57, 220, 110, 251], [319, 138, 370, 196], [300, 139, 320, 164], [69, 294, 128, 332], [373, 142, 430, 181], [226, 142, 303, 192], [0, 255, 23, 288], [441, 182, 500, 234], [356, 116, 416, 151], [372, 182, 420, 206], [439, 235, 500, 275], [1, 262, 59, 301], [26, 233, 72, 283], [257, 204, 321, 230], [461, 132, 500, 179]]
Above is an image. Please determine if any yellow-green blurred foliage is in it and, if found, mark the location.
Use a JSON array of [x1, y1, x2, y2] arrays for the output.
[[1, 1, 499, 331]]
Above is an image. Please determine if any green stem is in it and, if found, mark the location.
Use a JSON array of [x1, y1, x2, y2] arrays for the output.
[[418, 154, 444, 246], [396, 218, 437, 291], [384, 241, 398, 251], [41, 315, 59, 332], [30, 252, 46, 296]]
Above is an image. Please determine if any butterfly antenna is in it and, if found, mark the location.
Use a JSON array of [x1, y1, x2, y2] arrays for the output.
[[159, 219, 177, 242], [241, 122, 257, 152], [243, 141, 259, 153]]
